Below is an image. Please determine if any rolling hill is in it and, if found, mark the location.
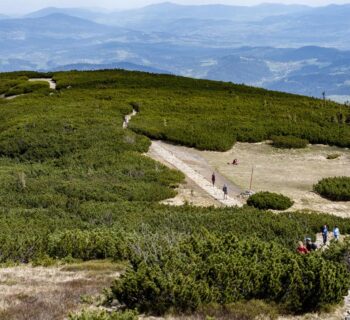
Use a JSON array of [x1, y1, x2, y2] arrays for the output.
[[0, 3, 350, 100], [0, 69, 350, 319]]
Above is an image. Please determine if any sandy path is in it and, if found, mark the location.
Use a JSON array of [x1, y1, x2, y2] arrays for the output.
[[1, 78, 56, 101], [123, 109, 137, 129], [150, 141, 243, 207], [4, 94, 24, 100], [28, 78, 56, 90], [124, 110, 243, 207]]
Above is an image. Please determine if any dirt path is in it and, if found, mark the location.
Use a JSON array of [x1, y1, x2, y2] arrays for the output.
[[150, 141, 243, 207], [124, 110, 243, 207], [123, 109, 137, 129], [1, 78, 56, 100], [28, 78, 56, 90], [4, 94, 24, 100]]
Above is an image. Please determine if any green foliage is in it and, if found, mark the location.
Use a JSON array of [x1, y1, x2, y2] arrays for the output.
[[48, 229, 127, 261], [314, 177, 350, 201], [247, 192, 294, 210], [69, 310, 138, 320], [112, 231, 350, 314], [1, 70, 350, 315], [271, 135, 309, 149], [322, 238, 350, 267], [4, 81, 50, 97], [0, 71, 53, 96], [69, 70, 350, 151]]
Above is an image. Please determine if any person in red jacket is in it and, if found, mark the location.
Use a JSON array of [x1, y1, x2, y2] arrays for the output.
[[297, 241, 309, 254]]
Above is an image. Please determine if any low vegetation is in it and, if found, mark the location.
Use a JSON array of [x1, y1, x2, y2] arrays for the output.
[[0, 70, 350, 318], [0, 71, 53, 97], [113, 232, 349, 314], [271, 135, 309, 149], [314, 176, 350, 201], [69, 310, 138, 320], [247, 191, 294, 210]]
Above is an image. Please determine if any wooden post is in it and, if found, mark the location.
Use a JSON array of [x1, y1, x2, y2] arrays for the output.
[[249, 166, 254, 191]]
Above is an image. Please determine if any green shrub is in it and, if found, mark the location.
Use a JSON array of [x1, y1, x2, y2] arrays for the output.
[[247, 192, 294, 210], [48, 229, 128, 260], [112, 232, 350, 314], [314, 177, 350, 201], [271, 135, 309, 149], [1, 70, 350, 316]]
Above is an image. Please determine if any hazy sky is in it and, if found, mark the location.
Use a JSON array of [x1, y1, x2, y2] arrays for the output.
[[1, 0, 350, 14]]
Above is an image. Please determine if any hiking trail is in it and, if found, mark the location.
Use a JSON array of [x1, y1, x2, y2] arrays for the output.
[[314, 232, 350, 319], [28, 78, 56, 90], [123, 109, 243, 207], [1, 78, 56, 100]]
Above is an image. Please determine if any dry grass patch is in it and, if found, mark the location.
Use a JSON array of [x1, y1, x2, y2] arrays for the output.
[[199, 142, 350, 217], [0, 261, 123, 320]]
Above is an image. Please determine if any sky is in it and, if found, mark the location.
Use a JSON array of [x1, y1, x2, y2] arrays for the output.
[[1, 0, 350, 14]]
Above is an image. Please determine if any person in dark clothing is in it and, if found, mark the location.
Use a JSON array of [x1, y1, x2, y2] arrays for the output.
[[223, 184, 228, 199], [305, 238, 317, 251], [211, 173, 216, 187], [321, 224, 328, 245]]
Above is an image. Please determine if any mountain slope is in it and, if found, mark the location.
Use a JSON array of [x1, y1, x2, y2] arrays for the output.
[[25, 6, 105, 21]]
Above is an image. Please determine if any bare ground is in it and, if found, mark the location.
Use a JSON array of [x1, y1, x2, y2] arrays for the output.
[[0, 260, 123, 320], [198, 142, 350, 217], [147, 140, 350, 217], [147, 140, 243, 207]]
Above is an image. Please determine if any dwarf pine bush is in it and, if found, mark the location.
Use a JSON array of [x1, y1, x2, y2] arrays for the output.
[[247, 192, 294, 210], [314, 177, 350, 201]]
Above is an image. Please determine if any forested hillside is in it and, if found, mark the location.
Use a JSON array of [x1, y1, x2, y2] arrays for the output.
[[1, 70, 350, 318]]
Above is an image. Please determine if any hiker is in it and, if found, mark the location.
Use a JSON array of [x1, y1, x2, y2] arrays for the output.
[[223, 184, 228, 200], [297, 241, 309, 254], [305, 238, 317, 251], [211, 173, 216, 187], [321, 224, 328, 245], [333, 225, 340, 241]]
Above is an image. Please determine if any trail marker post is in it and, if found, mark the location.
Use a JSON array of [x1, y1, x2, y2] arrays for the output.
[[249, 166, 254, 191]]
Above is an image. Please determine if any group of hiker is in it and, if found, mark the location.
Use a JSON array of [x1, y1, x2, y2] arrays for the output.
[[297, 224, 341, 254], [211, 173, 228, 200], [210, 157, 239, 200]]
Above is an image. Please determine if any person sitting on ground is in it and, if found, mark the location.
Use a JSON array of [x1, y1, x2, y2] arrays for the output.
[[232, 159, 239, 165], [305, 238, 317, 251], [333, 225, 340, 241], [297, 241, 309, 254]]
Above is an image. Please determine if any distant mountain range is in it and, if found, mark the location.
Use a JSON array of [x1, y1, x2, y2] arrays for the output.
[[1, 2, 350, 101]]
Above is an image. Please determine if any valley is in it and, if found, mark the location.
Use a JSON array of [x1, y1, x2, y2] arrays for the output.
[[1, 3, 350, 99]]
